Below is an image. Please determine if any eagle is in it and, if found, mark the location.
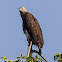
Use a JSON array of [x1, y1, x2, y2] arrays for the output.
[[19, 7, 44, 56]]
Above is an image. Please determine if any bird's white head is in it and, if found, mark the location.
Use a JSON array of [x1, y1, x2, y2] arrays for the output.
[[19, 7, 27, 12]]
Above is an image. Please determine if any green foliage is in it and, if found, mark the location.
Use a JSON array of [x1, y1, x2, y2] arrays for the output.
[[54, 53, 62, 62], [2, 57, 7, 60], [1, 54, 43, 62], [21, 54, 43, 62]]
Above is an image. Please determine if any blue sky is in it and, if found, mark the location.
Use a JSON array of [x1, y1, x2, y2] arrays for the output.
[[0, 0, 62, 62]]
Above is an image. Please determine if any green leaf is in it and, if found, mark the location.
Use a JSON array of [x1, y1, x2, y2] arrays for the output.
[[54, 53, 61, 57], [16, 57, 20, 59], [54, 53, 62, 62], [35, 55, 38, 59], [21, 54, 23, 57], [38, 57, 40, 60], [6, 60, 9, 62], [22, 56, 26, 59], [2, 57, 7, 60], [61, 54, 62, 58]]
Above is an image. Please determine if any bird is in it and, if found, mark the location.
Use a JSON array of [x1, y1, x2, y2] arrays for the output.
[[19, 7, 44, 56]]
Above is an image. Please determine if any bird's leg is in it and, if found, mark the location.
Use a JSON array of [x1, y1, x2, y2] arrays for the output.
[[27, 41, 32, 57], [39, 48, 41, 54], [30, 45, 32, 53], [30, 44, 32, 55]]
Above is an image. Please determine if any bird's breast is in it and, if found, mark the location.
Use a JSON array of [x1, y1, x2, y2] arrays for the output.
[[25, 30, 29, 39]]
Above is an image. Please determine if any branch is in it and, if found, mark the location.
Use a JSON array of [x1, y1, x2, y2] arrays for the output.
[[31, 50, 48, 62]]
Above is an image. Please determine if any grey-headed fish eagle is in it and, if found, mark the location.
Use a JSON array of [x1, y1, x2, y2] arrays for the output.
[[19, 7, 44, 56]]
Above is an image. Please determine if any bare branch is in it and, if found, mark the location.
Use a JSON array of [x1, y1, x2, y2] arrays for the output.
[[31, 50, 48, 62]]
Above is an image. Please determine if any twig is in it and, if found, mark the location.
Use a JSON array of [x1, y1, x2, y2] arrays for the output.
[[31, 50, 48, 62]]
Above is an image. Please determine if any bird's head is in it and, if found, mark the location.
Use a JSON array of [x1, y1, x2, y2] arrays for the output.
[[19, 7, 27, 12]]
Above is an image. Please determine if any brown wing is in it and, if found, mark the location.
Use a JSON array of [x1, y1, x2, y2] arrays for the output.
[[24, 12, 44, 43], [31, 14, 42, 32], [23, 12, 44, 48]]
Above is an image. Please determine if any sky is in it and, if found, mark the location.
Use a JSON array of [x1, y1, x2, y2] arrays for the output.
[[0, 0, 62, 62]]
